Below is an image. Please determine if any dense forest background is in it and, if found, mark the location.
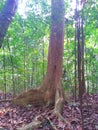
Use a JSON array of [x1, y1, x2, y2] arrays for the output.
[[0, 0, 98, 97], [0, 0, 98, 130]]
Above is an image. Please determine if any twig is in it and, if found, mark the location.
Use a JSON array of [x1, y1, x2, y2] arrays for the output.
[[0, 99, 12, 102]]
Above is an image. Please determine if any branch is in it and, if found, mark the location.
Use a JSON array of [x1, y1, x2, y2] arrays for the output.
[[17, 115, 42, 130]]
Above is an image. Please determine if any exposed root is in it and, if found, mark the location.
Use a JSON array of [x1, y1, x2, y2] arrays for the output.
[[54, 88, 64, 113], [54, 111, 71, 126], [17, 87, 69, 130], [12, 84, 68, 130], [17, 109, 70, 130], [17, 114, 58, 130], [17, 115, 42, 130], [43, 117, 58, 130], [54, 87, 71, 128]]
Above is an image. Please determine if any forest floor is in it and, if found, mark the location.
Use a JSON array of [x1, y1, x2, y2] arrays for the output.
[[0, 93, 98, 130]]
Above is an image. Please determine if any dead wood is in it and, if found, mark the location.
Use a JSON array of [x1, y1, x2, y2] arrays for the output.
[[17, 114, 58, 130], [17, 115, 42, 130], [17, 109, 70, 130], [0, 99, 12, 102]]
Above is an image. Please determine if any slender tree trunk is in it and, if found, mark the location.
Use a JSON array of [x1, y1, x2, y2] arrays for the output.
[[76, 0, 86, 97], [3, 47, 7, 99], [81, 9, 86, 94], [76, 1, 86, 129], [74, 10, 78, 101], [42, 40, 45, 80], [7, 38, 16, 96], [13, 0, 65, 113], [0, 0, 18, 48]]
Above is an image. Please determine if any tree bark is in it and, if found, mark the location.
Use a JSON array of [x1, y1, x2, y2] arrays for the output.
[[12, 0, 65, 113], [42, 0, 65, 106], [75, 0, 86, 98], [0, 0, 18, 48]]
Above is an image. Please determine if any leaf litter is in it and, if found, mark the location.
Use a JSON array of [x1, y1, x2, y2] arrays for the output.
[[0, 93, 98, 130]]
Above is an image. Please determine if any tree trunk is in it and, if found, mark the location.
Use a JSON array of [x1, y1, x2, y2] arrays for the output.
[[75, 0, 86, 98], [0, 0, 18, 48], [12, 0, 65, 113], [42, 0, 65, 107], [81, 9, 85, 95]]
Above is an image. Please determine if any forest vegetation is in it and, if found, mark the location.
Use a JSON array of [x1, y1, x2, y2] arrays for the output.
[[0, 0, 98, 130]]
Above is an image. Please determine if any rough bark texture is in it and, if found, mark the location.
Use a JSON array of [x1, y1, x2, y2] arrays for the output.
[[0, 0, 18, 48], [13, 0, 65, 113]]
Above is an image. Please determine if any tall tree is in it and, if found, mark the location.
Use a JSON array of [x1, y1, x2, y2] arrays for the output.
[[75, 0, 86, 97], [0, 0, 18, 48], [13, 0, 65, 113]]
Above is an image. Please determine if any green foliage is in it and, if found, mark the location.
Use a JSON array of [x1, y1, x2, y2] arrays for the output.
[[0, 0, 6, 10], [0, 0, 98, 94], [0, 0, 50, 93], [62, 0, 98, 94]]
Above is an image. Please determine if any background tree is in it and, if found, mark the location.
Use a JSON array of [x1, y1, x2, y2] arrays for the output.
[[0, 0, 18, 48]]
